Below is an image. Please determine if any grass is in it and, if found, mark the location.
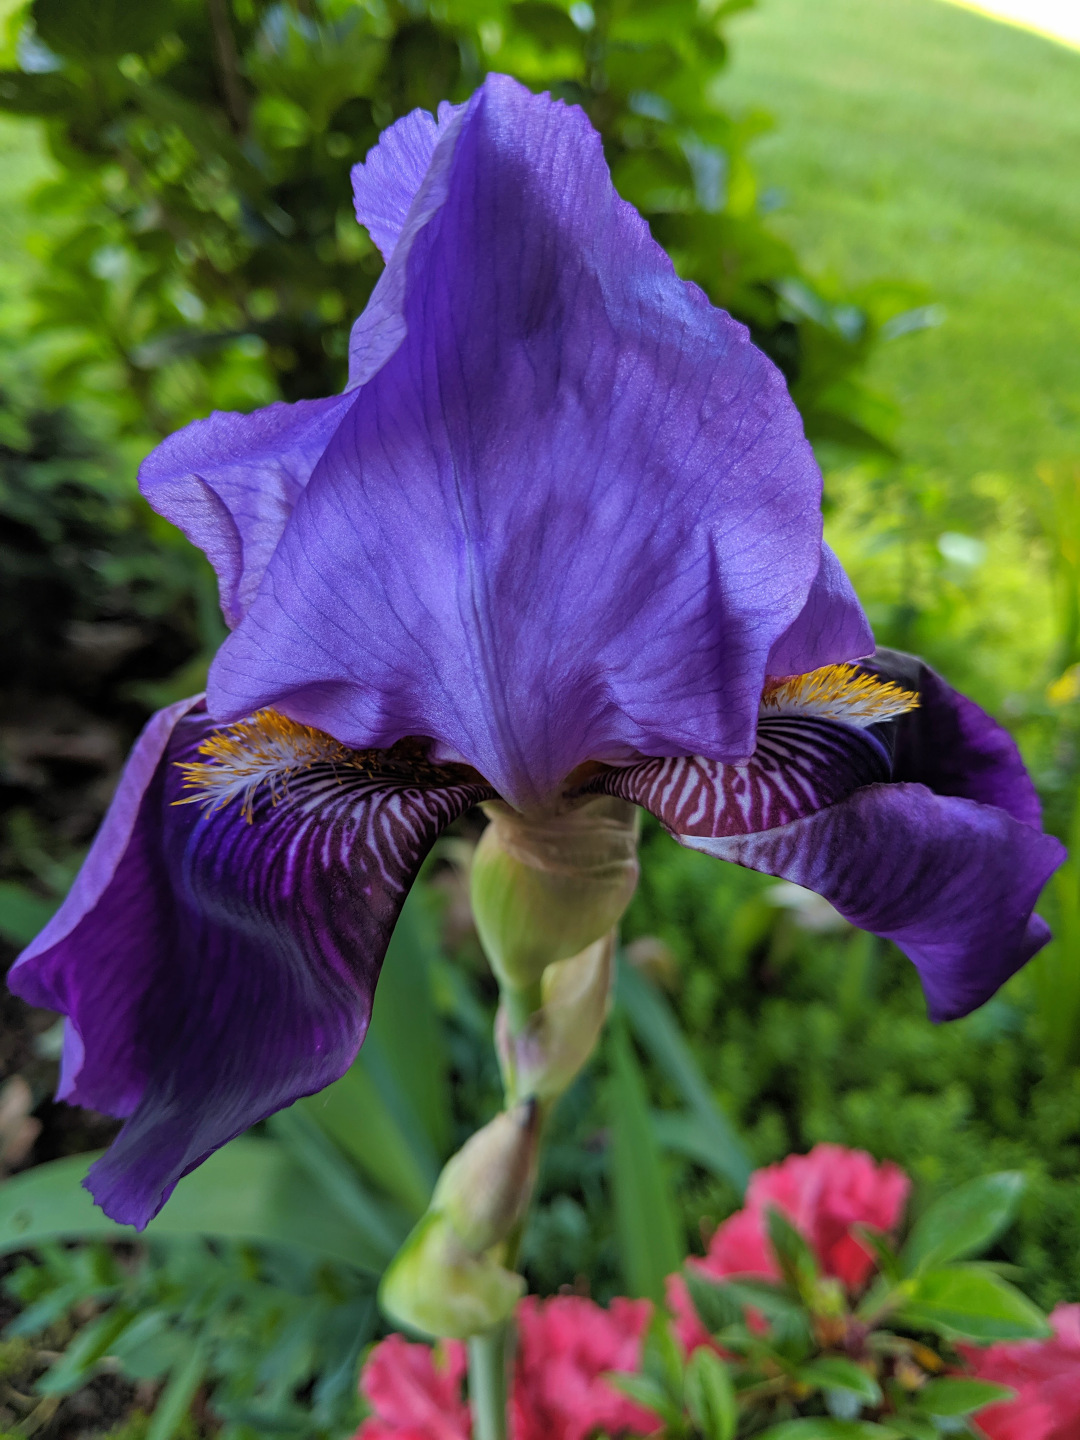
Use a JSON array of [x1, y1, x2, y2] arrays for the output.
[[719, 0, 1080, 481]]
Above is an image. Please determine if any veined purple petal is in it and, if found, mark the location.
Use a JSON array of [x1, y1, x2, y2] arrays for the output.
[[352, 101, 463, 262], [139, 395, 358, 628], [583, 717, 888, 836], [209, 75, 867, 809], [869, 648, 1042, 828], [9, 704, 492, 1228], [680, 785, 1063, 1021], [766, 544, 873, 679]]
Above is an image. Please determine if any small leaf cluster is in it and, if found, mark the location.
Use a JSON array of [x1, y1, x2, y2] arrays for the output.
[[3, 1236, 375, 1440], [614, 1173, 1043, 1439], [0, 0, 914, 446]]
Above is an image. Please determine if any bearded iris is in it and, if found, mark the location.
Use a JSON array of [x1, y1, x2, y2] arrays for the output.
[[9, 75, 1063, 1231]]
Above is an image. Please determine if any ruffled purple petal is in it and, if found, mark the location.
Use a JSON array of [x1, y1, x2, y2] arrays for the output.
[[9, 704, 491, 1228], [766, 544, 873, 678], [869, 648, 1042, 828], [139, 396, 358, 628], [209, 75, 866, 809], [678, 785, 1063, 1021], [351, 101, 463, 262], [582, 716, 888, 835]]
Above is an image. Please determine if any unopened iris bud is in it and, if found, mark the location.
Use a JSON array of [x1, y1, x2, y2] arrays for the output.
[[379, 1211, 525, 1339], [496, 932, 615, 1102], [432, 1100, 540, 1253], [470, 796, 640, 994]]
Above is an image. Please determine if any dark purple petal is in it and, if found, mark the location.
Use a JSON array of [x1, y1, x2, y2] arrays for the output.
[[868, 648, 1042, 828], [9, 705, 491, 1228], [351, 101, 463, 261], [680, 785, 1064, 1021], [766, 544, 873, 678], [583, 717, 888, 836], [139, 396, 358, 628], [208, 76, 868, 808]]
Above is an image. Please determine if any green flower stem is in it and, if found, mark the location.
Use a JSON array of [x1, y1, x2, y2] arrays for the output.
[[468, 1322, 511, 1440], [501, 978, 544, 1038]]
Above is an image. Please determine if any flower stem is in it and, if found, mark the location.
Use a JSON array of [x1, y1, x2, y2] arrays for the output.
[[468, 1323, 510, 1440]]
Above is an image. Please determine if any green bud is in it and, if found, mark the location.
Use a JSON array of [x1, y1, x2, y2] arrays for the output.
[[432, 1100, 540, 1253], [470, 797, 639, 993], [497, 932, 614, 1101], [379, 1212, 525, 1340]]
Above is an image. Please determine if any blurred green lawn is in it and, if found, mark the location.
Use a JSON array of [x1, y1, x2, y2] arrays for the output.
[[720, 0, 1080, 480]]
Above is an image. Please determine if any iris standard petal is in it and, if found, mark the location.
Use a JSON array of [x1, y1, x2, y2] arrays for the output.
[[351, 100, 463, 262], [679, 785, 1063, 1021], [9, 705, 492, 1228], [209, 74, 868, 809], [139, 395, 358, 628], [869, 648, 1043, 828]]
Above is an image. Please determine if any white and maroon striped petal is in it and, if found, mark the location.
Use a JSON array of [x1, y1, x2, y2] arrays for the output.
[[10, 704, 493, 1229], [585, 717, 889, 837]]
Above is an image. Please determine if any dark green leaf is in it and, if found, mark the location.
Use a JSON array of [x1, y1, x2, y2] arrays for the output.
[[606, 1017, 684, 1301], [915, 1377, 1015, 1416], [766, 1205, 820, 1295], [685, 1347, 738, 1440], [757, 1422, 902, 1439], [617, 957, 752, 1193], [0, 880, 57, 945], [267, 1107, 407, 1257], [145, 1339, 209, 1440], [896, 1264, 1051, 1342], [683, 1268, 745, 1333], [606, 1369, 676, 1421], [34, 0, 180, 58], [36, 1304, 137, 1394], [0, 1139, 393, 1272], [901, 1174, 1025, 1273], [797, 1357, 882, 1405]]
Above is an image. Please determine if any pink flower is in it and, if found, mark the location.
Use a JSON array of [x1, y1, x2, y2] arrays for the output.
[[668, 1144, 910, 1352], [357, 1334, 471, 1440], [959, 1304, 1080, 1440], [512, 1295, 659, 1440], [354, 1297, 660, 1440]]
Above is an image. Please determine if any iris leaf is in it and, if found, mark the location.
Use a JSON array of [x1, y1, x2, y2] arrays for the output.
[[298, 891, 449, 1215], [617, 957, 752, 1193], [606, 1016, 683, 1301], [0, 1138, 395, 1272]]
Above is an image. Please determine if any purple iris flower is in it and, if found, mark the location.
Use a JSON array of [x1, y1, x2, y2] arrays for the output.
[[9, 76, 1063, 1229]]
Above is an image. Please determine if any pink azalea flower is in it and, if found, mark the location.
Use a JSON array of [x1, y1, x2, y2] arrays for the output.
[[668, 1144, 910, 1352], [959, 1303, 1080, 1440], [355, 1296, 659, 1439], [357, 1334, 471, 1440], [511, 1295, 658, 1440]]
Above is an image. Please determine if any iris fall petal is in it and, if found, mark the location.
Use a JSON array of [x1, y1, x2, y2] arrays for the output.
[[682, 784, 1062, 1021], [9, 703, 492, 1227]]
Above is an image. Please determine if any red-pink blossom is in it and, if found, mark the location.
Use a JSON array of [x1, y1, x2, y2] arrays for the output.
[[357, 1334, 470, 1440], [668, 1144, 910, 1352], [511, 1295, 658, 1440], [354, 1296, 659, 1439], [959, 1304, 1080, 1440]]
